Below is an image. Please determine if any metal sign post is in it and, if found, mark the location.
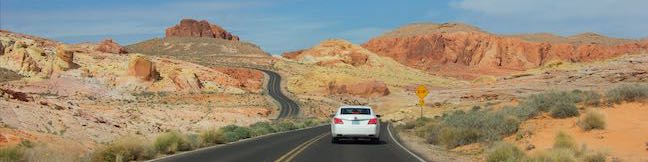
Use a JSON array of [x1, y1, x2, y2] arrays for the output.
[[415, 85, 429, 119]]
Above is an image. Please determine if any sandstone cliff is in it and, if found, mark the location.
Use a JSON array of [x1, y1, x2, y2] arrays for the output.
[[362, 23, 648, 79]]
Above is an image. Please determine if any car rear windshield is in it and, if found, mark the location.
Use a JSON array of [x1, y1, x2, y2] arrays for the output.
[[340, 108, 371, 115]]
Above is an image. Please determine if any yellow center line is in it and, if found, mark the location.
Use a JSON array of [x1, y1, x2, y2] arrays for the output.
[[274, 133, 328, 162]]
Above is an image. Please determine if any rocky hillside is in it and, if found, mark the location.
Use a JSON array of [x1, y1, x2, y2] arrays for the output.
[[278, 39, 459, 116], [0, 30, 272, 156], [362, 23, 648, 79], [127, 19, 272, 68]]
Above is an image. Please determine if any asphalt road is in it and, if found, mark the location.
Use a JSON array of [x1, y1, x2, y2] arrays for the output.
[[260, 69, 300, 119], [152, 123, 425, 162]]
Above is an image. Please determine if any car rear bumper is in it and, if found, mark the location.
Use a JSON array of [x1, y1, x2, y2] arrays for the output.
[[331, 124, 379, 138]]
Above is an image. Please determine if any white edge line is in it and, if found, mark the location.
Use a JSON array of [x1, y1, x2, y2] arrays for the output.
[[147, 124, 329, 162], [387, 123, 426, 162]]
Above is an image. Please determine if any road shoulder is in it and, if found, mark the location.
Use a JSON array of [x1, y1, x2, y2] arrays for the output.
[[392, 124, 476, 162]]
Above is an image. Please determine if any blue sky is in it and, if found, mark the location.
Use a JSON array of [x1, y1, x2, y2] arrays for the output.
[[1, 0, 647, 54]]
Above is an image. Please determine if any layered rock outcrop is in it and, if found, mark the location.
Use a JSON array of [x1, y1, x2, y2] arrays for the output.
[[362, 23, 648, 79], [127, 54, 158, 81], [282, 39, 371, 66], [169, 69, 203, 92], [327, 80, 390, 98], [54, 45, 76, 71], [165, 19, 239, 41], [95, 39, 128, 54]]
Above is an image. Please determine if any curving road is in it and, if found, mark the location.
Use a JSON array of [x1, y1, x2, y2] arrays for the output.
[[151, 123, 425, 162], [259, 69, 300, 119]]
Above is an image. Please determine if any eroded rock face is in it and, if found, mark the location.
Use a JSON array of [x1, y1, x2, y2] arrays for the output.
[[127, 54, 158, 81], [0, 42, 4, 55], [165, 19, 239, 41], [282, 39, 371, 67], [54, 45, 76, 71], [170, 69, 203, 92], [362, 23, 648, 78], [95, 39, 128, 54], [327, 80, 390, 98]]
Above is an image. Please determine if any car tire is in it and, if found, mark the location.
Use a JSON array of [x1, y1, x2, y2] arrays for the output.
[[331, 137, 339, 144], [370, 138, 379, 144]]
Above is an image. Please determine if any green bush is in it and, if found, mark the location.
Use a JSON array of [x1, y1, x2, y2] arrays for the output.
[[0, 145, 23, 161], [200, 128, 224, 146], [249, 122, 277, 137], [549, 102, 580, 118], [579, 111, 606, 131], [154, 131, 191, 154], [606, 84, 648, 104], [553, 131, 577, 151], [220, 125, 251, 143], [93, 136, 155, 162], [486, 142, 526, 162]]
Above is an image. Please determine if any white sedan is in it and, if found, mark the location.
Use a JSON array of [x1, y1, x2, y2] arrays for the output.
[[330, 105, 381, 143]]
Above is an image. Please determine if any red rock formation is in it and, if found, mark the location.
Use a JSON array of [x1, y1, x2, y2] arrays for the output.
[[95, 39, 128, 54], [327, 80, 390, 98], [165, 19, 239, 41], [127, 54, 159, 81], [362, 23, 648, 79], [212, 67, 263, 91]]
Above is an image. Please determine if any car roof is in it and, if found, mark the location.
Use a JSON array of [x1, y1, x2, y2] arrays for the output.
[[338, 105, 372, 109]]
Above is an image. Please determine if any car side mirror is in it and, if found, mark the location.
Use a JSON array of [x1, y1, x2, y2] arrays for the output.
[[376, 115, 382, 118]]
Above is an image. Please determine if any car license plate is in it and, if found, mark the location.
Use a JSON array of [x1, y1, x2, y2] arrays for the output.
[[352, 120, 360, 125]]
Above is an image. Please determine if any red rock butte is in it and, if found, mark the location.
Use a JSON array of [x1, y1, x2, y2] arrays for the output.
[[165, 19, 240, 41]]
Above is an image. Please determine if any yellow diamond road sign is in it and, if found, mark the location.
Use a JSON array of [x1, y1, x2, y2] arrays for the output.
[[416, 85, 428, 100]]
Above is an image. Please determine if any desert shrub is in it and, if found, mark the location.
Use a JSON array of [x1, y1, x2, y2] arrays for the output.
[[580, 91, 602, 106], [200, 128, 224, 146], [415, 117, 431, 127], [0, 145, 23, 161], [529, 148, 577, 162], [154, 131, 191, 154], [606, 84, 648, 104], [93, 136, 155, 162], [185, 133, 201, 149], [582, 151, 607, 162], [442, 110, 519, 142], [302, 118, 319, 127], [402, 121, 416, 130], [553, 131, 577, 151], [486, 142, 526, 162], [579, 111, 606, 131], [438, 126, 482, 148], [273, 120, 297, 132], [249, 122, 276, 137], [549, 102, 580, 118], [523, 91, 580, 112], [220, 125, 251, 143]]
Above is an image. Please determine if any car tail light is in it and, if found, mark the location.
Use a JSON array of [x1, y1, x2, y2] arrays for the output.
[[334, 118, 344, 124], [368, 118, 378, 124]]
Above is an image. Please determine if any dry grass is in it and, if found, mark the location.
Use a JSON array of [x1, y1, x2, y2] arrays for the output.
[[578, 110, 606, 131]]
